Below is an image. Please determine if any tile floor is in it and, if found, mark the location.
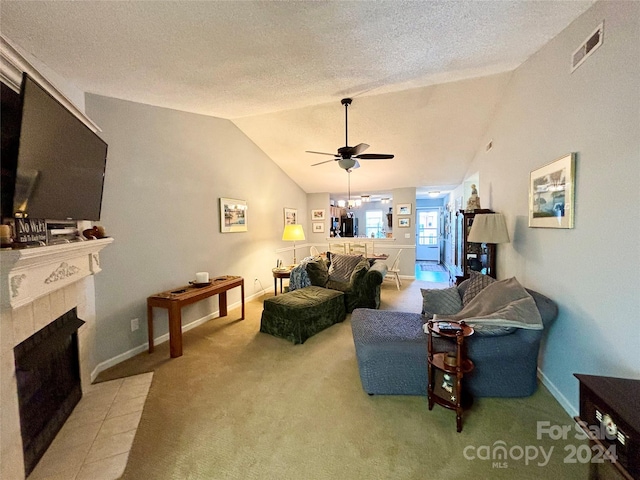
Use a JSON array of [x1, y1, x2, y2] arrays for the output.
[[414, 261, 449, 283], [27, 372, 153, 480]]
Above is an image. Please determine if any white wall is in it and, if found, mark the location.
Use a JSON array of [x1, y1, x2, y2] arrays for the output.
[[85, 95, 308, 364], [463, 0, 640, 414]]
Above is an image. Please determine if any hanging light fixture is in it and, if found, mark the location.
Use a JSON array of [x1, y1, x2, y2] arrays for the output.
[[345, 170, 361, 209]]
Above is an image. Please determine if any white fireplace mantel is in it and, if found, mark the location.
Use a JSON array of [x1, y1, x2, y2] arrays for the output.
[[0, 238, 113, 310]]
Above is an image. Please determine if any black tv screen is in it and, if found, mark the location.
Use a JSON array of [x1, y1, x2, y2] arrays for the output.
[[1, 82, 21, 220], [11, 73, 108, 221]]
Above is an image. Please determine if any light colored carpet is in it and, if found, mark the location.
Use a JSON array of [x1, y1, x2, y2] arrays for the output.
[[96, 279, 588, 479]]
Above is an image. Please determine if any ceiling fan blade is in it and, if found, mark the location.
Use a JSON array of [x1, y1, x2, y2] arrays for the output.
[[311, 159, 336, 167], [351, 143, 370, 155], [338, 143, 370, 157], [354, 153, 394, 160], [306, 150, 339, 157]]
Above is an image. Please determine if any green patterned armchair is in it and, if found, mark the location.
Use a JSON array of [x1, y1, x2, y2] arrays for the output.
[[304, 254, 388, 313]]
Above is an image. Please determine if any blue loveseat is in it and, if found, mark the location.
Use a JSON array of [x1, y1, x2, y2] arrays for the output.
[[350, 277, 558, 398]]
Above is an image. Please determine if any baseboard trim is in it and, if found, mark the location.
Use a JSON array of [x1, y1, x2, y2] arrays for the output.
[[537, 367, 578, 418], [91, 290, 265, 382]]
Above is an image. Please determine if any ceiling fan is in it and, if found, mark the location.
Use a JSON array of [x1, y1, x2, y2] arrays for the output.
[[307, 98, 394, 172]]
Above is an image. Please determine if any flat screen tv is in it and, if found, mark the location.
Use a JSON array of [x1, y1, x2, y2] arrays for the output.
[[5, 73, 108, 221]]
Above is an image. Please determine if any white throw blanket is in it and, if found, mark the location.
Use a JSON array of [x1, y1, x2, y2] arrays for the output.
[[434, 277, 543, 330]]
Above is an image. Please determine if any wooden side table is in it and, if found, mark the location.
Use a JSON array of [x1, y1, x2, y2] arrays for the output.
[[272, 267, 292, 295], [426, 320, 474, 432]]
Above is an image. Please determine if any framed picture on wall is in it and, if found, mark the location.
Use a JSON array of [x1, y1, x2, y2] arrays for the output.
[[312, 222, 324, 233], [399, 218, 410, 228], [284, 208, 297, 225], [220, 198, 247, 233], [397, 203, 412, 215], [311, 209, 325, 221], [529, 152, 576, 229]]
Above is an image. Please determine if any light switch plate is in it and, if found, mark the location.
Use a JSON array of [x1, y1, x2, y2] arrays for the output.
[[405, 233, 410, 238]]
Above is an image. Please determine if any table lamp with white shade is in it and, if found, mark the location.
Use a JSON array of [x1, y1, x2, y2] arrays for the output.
[[282, 224, 305, 264], [467, 213, 510, 277]]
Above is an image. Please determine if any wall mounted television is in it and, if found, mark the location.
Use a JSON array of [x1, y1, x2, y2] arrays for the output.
[[0, 73, 108, 221]]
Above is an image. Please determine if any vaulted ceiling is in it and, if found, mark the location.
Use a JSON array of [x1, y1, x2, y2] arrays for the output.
[[0, 0, 596, 198]]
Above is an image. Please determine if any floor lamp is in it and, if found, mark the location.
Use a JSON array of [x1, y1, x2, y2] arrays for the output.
[[282, 224, 305, 264]]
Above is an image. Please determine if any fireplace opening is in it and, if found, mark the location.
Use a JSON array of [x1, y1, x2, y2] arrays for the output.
[[14, 307, 85, 477]]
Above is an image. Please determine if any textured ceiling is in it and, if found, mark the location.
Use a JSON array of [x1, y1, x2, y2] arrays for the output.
[[0, 0, 596, 198]]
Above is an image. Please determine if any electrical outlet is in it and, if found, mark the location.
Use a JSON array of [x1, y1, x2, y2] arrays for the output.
[[130, 318, 139, 332]]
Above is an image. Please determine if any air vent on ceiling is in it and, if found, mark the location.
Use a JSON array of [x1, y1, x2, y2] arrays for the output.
[[571, 22, 604, 73]]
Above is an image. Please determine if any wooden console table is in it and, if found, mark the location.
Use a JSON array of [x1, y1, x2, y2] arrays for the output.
[[147, 275, 244, 358]]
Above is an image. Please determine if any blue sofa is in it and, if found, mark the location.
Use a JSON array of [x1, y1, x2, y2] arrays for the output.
[[350, 279, 558, 398]]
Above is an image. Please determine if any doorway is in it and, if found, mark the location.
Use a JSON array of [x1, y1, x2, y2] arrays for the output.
[[416, 208, 440, 261]]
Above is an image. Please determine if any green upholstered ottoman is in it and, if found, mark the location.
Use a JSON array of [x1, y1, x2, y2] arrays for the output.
[[260, 286, 346, 344]]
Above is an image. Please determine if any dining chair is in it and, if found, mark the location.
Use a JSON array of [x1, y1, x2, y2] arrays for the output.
[[328, 243, 347, 255], [349, 242, 368, 257], [386, 249, 402, 290], [310, 245, 320, 256]]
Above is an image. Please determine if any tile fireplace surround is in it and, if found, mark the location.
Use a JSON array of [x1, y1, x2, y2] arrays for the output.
[[1, 238, 112, 479]]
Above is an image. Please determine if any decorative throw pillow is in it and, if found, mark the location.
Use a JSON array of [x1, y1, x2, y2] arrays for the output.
[[462, 271, 496, 306], [420, 286, 463, 320], [306, 258, 329, 287], [328, 253, 363, 283], [349, 259, 370, 285]]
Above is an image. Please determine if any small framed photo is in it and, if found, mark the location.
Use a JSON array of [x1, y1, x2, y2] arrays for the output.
[[284, 208, 297, 225], [311, 209, 326, 221], [397, 203, 412, 215], [529, 153, 576, 229], [312, 222, 325, 233], [398, 218, 410, 228], [220, 198, 247, 233]]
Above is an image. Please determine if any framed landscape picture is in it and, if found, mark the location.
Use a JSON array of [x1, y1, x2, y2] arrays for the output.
[[312, 222, 324, 233], [220, 198, 247, 233], [399, 218, 410, 228], [311, 209, 325, 221], [397, 203, 412, 215], [529, 153, 576, 229]]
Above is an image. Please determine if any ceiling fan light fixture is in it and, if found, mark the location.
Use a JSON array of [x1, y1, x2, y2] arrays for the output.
[[337, 200, 346, 208], [307, 98, 394, 170], [338, 158, 357, 171]]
